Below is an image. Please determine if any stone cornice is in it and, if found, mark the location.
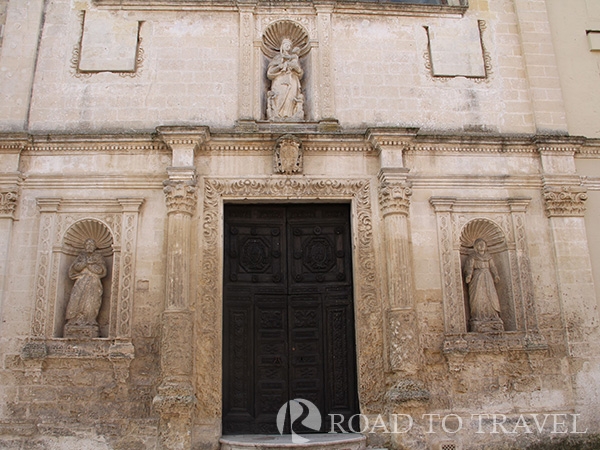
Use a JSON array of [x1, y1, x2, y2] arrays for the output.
[[90, 0, 468, 17], [2, 130, 594, 157], [22, 134, 168, 155]]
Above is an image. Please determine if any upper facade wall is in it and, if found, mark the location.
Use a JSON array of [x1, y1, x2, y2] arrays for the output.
[[547, 0, 600, 138], [0, 0, 567, 134]]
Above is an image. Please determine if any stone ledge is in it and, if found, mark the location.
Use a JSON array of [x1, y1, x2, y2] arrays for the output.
[[220, 433, 367, 450], [442, 331, 548, 355], [21, 339, 135, 360]]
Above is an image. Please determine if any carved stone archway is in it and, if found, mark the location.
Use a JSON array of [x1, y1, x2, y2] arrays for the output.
[[194, 177, 386, 430]]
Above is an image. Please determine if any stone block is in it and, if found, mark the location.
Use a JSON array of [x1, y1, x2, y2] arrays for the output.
[[587, 31, 600, 51], [79, 11, 139, 72], [427, 19, 486, 78]]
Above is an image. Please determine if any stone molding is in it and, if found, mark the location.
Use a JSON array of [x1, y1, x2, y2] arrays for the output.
[[429, 197, 545, 352], [30, 198, 144, 340], [543, 185, 588, 217], [198, 176, 385, 417], [90, 0, 468, 16], [4, 130, 596, 158]]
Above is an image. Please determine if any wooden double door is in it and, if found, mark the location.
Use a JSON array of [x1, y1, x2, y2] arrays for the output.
[[222, 204, 359, 435]]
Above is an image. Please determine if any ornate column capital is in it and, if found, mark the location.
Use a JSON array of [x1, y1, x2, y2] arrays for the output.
[[0, 190, 18, 218], [543, 185, 587, 217], [163, 182, 197, 216], [378, 169, 412, 217], [164, 167, 197, 216]]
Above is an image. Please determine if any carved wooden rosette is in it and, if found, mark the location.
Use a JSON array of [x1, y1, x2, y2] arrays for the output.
[[543, 185, 588, 217], [198, 177, 385, 422]]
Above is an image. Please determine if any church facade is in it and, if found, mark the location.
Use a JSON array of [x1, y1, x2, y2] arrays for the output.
[[1, 0, 600, 449]]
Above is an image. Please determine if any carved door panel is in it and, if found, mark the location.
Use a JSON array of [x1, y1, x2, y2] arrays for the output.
[[222, 204, 359, 435]]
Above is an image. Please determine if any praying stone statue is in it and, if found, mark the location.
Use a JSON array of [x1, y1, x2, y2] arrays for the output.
[[464, 238, 504, 333], [64, 238, 107, 338], [266, 38, 304, 121]]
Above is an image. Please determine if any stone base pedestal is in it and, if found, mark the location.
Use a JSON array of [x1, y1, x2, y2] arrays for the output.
[[64, 322, 99, 339], [470, 318, 504, 333]]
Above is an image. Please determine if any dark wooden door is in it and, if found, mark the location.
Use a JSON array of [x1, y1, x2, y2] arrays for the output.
[[222, 204, 359, 435]]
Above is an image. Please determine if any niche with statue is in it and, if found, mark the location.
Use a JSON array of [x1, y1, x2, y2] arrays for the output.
[[56, 219, 114, 338], [261, 20, 312, 122], [460, 219, 517, 333]]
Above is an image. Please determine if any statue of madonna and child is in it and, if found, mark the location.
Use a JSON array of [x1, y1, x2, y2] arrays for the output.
[[266, 38, 305, 121]]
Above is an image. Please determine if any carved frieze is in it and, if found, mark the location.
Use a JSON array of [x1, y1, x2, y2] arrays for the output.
[[543, 185, 588, 217]]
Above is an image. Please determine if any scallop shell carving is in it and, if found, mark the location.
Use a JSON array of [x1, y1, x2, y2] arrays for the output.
[[460, 218, 505, 249], [262, 20, 310, 59], [64, 219, 113, 256]]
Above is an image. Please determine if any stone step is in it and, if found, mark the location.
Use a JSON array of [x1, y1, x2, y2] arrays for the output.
[[220, 434, 367, 450]]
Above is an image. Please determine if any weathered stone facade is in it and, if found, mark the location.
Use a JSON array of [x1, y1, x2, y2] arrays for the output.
[[1, 0, 600, 449]]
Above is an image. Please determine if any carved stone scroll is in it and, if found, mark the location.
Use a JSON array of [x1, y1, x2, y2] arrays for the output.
[[543, 185, 587, 217]]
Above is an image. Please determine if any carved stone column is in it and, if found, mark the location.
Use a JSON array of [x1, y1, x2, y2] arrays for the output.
[[154, 127, 208, 450], [0, 136, 26, 335], [539, 141, 600, 429], [378, 170, 421, 377], [371, 129, 421, 381]]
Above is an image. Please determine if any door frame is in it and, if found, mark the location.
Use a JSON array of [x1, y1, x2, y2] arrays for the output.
[[195, 177, 386, 433]]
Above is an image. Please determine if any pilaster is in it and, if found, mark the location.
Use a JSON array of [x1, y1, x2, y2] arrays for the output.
[[154, 127, 208, 450], [315, 2, 335, 122], [539, 140, 600, 428], [0, 136, 26, 335], [373, 129, 421, 380], [512, 0, 568, 133]]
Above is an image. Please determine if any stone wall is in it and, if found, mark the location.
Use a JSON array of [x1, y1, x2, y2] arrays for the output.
[[0, 0, 599, 449]]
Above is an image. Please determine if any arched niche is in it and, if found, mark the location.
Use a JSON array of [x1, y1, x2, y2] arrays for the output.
[[260, 20, 313, 121], [55, 219, 115, 338], [459, 218, 516, 332]]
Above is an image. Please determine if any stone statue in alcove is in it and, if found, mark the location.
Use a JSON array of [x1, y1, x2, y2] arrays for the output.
[[464, 238, 504, 332], [64, 238, 107, 338], [266, 38, 304, 121]]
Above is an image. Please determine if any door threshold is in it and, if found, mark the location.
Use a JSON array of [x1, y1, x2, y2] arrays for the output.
[[220, 433, 367, 449]]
